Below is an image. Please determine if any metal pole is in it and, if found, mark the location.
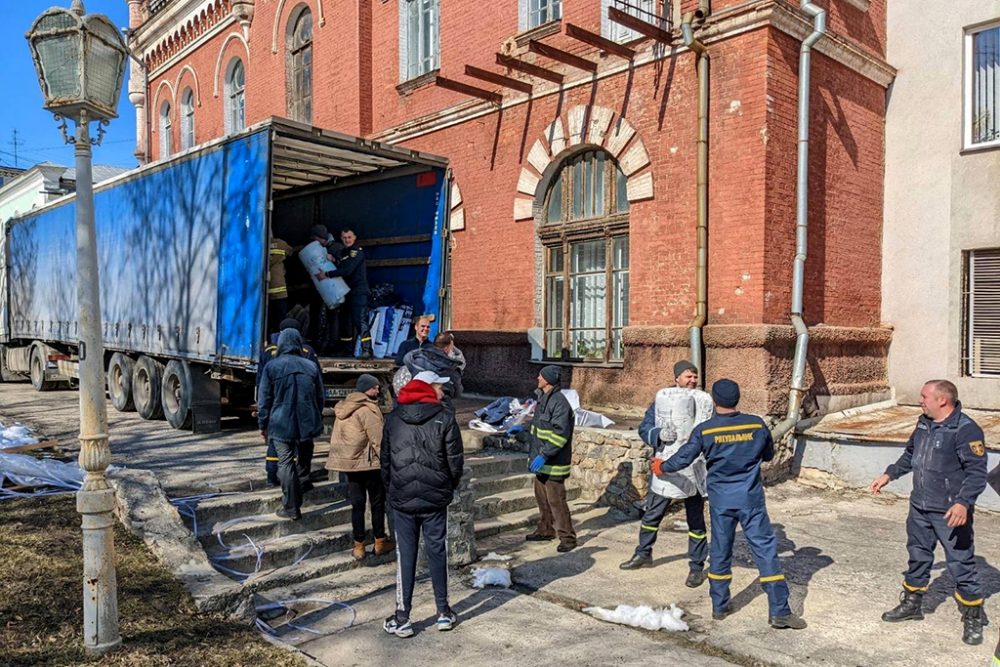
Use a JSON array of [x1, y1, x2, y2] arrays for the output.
[[73, 109, 121, 656]]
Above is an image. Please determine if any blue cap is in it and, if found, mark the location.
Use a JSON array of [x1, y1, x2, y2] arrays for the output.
[[711, 379, 740, 408]]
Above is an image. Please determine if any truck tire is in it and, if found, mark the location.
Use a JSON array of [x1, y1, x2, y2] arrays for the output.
[[29, 346, 56, 392], [0, 349, 25, 383], [161, 360, 193, 430], [133, 356, 164, 420], [107, 353, 136, 412]]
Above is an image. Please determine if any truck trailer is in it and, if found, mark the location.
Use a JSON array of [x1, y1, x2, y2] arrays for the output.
[[0, 118, 452, 432]]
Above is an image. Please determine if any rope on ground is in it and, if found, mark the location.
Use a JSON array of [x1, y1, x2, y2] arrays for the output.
[[254, 598, 356, 637]]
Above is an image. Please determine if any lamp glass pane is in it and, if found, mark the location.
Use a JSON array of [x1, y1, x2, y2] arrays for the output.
[[36, 34, 81, 101], [85, 37, 124, 111]]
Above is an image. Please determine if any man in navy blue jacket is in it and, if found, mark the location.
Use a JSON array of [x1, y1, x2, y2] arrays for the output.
[[657, 378, 806, 630], [871, 380, 989, 646]]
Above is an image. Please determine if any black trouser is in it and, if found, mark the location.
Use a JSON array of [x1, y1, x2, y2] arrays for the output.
[[272, 438, 313, 512], [634, 493, 707, 571], [902, 505, 983, 605], [393, 508, 449, 622], [343, 299, 372, 355], [267, 297, 288, 336], [346, 469, 386, 543], [266, 437, 313, 487]]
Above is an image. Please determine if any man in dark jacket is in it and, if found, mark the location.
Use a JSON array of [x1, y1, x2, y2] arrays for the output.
[[309, 224, 345, 354], [515, 365, 576, 553], [258, 328, 325, 520], [381, 370, 464, 638], [871, 380, 989, 646], [394, 314, 434, 365], [403, 332, 464, 401], [258, 318, 320, 487], [316, 227, 372, 358]]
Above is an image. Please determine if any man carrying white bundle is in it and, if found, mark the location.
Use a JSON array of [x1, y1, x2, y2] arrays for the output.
[[619, 360, 711, 589]]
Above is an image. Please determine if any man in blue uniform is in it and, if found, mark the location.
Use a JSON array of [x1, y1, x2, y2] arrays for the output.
[[656, 378, 806, 630], [316, 227, 372, 358], [870, 380, 989, 646]]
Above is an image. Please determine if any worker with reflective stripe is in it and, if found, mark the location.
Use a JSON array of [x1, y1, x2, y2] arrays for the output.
[[267, 237, 294, 334], [316, 227, 373, 359], [514, 365, 577, 553], [657, 379, 806, 630], [871, 380, 989, 646]]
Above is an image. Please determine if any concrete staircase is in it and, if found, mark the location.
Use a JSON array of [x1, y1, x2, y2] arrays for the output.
[[178, 446, 580, 613]]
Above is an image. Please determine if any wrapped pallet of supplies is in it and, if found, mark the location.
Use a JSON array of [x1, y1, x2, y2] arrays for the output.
[[299, 241, 350, 308]]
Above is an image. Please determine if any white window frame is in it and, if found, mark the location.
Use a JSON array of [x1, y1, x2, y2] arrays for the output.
[[225, 58, 246, 135], [964, 20, 1000, 151], [180, 88, 195, 151], [519, 0, 562, 32], [601, 0, 663, 44], [399, 0, 440, 83], [159, 101, 172, 160], [965, 249, 1000, 376]]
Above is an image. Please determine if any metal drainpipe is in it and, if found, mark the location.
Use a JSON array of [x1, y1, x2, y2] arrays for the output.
[[681, 4, 709, 388], [771, 1, 826, 441]]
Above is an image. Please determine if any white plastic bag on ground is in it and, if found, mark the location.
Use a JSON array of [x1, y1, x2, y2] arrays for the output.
[[583, 604, 689, 632], [0, 422, 38, 450], [471, 567, 512, 589], [299, 241, 350, 308], [481, 552, 512, 562], [650, 387, 713, 499], [0, 453, 83, 489]]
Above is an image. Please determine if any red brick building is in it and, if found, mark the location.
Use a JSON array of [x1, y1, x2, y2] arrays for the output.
[[127, 0, 895, 415]]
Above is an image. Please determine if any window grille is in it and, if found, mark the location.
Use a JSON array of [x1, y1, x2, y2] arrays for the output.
[[226, 59, 246, 134], [401, 0, 440, 81]]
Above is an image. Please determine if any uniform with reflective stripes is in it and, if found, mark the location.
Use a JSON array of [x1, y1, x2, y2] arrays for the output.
[[662, 411, 791, 617], [884, 402, 988, 608], [526, 384, 576, 543], [633, 492, 707, 572]]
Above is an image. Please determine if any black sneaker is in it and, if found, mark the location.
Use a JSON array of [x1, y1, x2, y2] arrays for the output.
[[685, 569, 707, 588], [769, 613, 807, 630], [436, 608, 458, 631], [525, 533, 555, 542], [275, 508, 301, 521], [383, 615, 414, 638]]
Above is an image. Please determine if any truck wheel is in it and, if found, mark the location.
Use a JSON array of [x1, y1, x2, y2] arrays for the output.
[[0, 349, 25, 383], [29, 346, 55, 392], [107, 353, 135, 412], [161, 360, 193, 430], [133, 356, 164, 420]]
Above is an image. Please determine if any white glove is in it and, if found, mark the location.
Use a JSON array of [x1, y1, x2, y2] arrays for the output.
[[658, 426, 677, 444]]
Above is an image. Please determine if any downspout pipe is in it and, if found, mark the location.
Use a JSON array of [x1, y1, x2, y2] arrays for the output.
[[771, 1, 826, 441], [681, 5, 709, 387]]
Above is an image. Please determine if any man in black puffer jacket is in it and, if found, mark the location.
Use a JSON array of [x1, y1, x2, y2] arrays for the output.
[[403, 332, 464, 401], [381, 370, 464, 638], [257, 328, 325, 521]]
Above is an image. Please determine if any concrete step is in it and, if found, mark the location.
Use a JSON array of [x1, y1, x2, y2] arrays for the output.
[[211, 520, 365, 573], [474, 484, 581, 521], [471, 471, 535, 498], [473, 506, 541, 540], [178, 481, 347, 528], [245, 546, 396, 597], [199, 499, 354, 551], [465, 452, 529, 479]]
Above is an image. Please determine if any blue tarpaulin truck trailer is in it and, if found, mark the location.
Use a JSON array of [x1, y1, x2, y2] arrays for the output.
[[0, 118, 451, 432]]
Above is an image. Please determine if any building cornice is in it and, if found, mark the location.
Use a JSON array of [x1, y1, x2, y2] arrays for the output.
[[374, 0, 895, 145], [149, 15, 238, 79]]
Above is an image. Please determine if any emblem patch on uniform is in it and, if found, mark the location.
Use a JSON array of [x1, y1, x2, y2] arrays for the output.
[[969, 440, 985, 457], [350, 250, 358, 257]]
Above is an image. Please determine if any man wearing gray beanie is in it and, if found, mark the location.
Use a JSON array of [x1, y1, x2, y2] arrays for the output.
[[513, 365, 577, 552], [620, 360, 710, 589]]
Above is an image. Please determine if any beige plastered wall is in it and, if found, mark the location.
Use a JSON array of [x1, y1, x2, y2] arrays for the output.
[[883, 1, 1000, 408]]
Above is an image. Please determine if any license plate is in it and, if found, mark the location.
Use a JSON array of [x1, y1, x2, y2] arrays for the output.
[[324, 387, 352, 400]]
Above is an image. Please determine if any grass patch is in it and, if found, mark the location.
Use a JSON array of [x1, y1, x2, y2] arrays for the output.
[[0, 495, 305, 667]]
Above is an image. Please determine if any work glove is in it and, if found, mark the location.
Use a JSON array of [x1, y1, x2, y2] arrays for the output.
[[507, 425, 524, 435], [658, 426, 677, 444], [529, 455, 546, 474], [651, 458, 668, 478]]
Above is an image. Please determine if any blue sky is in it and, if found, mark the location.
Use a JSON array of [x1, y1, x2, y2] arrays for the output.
[[0, 1, 138, 171]]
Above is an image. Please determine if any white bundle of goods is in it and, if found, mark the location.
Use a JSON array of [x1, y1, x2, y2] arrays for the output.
[[299, 241, 350, 308], [650, 387, 714, 499]]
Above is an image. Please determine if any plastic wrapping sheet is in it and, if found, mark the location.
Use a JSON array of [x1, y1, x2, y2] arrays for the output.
[[0, 453, 83, 490]]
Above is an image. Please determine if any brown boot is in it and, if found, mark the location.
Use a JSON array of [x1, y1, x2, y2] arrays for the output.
[[352, 540, 367, 561], [374, 536, 395, 556]]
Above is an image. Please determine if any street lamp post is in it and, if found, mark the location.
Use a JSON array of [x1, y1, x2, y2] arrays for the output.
[[26, 0, 128, 656]]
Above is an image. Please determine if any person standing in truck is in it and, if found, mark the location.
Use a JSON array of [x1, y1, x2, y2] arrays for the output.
[[309, 225, 345, 355], [316, 227, 373, 359], [267, 237, 294, 334]]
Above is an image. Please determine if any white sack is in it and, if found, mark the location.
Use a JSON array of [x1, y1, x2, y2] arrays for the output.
[[583, 604, 689, 632], [575, 408, 615, 429], [299, 241, 350, 308], [650, 388, 713, 499], [471, 567, 512, 589]]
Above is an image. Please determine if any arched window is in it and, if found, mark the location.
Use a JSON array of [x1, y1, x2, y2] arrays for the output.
[[287, 7, 313, 123], [159, 101, 173, 159], [225, 58, 246, 134], [541, 150, 630, 362], [180, 88, 195, 150]]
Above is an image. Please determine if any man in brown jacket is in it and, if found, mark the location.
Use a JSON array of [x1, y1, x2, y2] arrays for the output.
[[268, 236, 294, 334], [327, 374, 392, 560]]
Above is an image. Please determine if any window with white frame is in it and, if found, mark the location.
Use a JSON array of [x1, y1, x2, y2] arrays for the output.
[[159, 101, 172, 159], [541, 150, 630, 362], [225, 58, 246, 134], [399, 0, 439, 82], [180, 88, 195, 150], [966, 22, 999, 149], [602, 0, 664, 44], [520, 0, 562, 32], [964, 249, 1000, 375]]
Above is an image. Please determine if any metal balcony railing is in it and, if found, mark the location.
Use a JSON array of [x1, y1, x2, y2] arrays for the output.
[[147, 0, 176, 17], [611, 0, 673, 32]]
